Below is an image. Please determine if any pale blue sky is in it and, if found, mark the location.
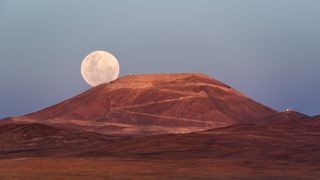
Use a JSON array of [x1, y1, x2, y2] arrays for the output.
[[1, 0, 320, 118]]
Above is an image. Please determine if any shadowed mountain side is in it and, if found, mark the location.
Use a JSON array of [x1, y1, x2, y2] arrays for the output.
[[1, 117, 319, 159], [7, 73, 277, 134], [0, 122, 116, 158], [88, 117, 320, 158]]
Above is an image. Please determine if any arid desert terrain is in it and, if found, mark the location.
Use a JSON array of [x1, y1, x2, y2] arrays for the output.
[[1, 74, 319, 179]]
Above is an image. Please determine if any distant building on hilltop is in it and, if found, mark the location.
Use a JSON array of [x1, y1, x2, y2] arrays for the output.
[[285, 108, 294, 112]]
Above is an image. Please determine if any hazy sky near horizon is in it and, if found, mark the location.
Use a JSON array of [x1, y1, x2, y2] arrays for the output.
[[1, 0, 320, 118]]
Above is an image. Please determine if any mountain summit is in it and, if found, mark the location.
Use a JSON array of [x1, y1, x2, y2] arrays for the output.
[[9, 73, 276, 134]]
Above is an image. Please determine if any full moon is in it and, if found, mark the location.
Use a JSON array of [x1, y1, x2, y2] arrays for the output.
[[81, 51, 120, 87]]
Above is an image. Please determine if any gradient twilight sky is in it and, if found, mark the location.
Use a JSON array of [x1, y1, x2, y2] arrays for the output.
[[0, 0, 320, 118]]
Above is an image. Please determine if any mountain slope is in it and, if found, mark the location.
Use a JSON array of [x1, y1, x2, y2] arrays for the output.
[[0, 122, 114, 158], [260, 111, 309, 122], [8, 73, 276, 134]]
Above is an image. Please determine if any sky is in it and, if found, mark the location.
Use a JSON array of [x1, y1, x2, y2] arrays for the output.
[[0, 0, 320, 118]]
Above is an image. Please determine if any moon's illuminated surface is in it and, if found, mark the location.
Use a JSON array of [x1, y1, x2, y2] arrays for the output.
[[81, 51, 120, 87]]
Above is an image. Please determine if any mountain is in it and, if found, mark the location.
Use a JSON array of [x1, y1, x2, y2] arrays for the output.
[[1, 73, 319, 178], [7, 73, 276, 134]]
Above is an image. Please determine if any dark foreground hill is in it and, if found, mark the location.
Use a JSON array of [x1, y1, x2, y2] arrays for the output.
[[0, 116, 319, 178], [0, 114, 319, 161]]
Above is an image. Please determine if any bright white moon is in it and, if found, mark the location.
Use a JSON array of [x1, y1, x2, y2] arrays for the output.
[[81, 51, 120, 87]]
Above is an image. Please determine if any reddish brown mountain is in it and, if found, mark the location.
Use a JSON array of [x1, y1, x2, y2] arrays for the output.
[[1, 73, 320, 178], [8, 73, 276, 134]]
